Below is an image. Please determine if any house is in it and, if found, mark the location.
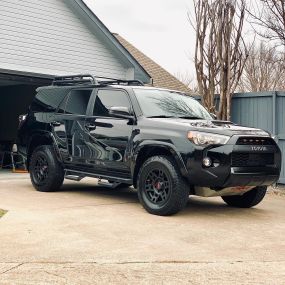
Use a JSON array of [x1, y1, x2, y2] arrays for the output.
[[114, 33, 192, 94], [0, 0, 150, 144]]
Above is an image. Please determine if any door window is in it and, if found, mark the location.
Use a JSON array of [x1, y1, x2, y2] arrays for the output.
[[93, 89, 131, 117], [64, 89, 92, 115]]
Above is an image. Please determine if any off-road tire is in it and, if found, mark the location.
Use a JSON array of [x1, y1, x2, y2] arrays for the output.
[[137, 155, 189, 216], [30, 145, 64, 192], [221, 186, 267, 208]]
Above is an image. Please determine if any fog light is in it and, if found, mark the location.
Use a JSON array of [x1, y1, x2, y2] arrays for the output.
[[203, 157, 212, 167]]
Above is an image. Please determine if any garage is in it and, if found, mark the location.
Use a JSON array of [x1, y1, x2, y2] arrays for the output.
[[0, 73, 52, 145], [0, 0, 150, 167]]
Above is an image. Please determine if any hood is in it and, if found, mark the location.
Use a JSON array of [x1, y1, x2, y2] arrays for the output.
[[147, 118, 270, 137], [188, 120, 269, 136]]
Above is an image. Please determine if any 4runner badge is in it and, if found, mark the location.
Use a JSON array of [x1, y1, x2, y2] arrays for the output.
[[251, 146, 268, 151]]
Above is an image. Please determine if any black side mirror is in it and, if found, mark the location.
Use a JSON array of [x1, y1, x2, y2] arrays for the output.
[[109, 106, 134, 119], [210, 113, 217, 120]]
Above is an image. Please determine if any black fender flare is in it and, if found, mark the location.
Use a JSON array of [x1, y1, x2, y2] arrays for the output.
[[27, 131, 63, 164], [132, 140, 188, 179]]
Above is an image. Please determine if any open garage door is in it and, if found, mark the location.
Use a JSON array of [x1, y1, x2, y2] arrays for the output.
[[0, 73, 51, 146]]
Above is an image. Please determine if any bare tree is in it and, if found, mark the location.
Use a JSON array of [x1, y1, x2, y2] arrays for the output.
[[152, 95, 209, 118], [238, 42, 285, 92], [173, 71, 199, 92], [248, 0, 285, 46], [190, 0, 251, 120]]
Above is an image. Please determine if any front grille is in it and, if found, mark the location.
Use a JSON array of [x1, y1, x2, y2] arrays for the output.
[[236, 137, 274, 145], [231, 153, 274, 167]]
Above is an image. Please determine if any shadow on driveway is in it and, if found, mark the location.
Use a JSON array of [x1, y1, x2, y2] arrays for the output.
[[57, 181, 267, 217]]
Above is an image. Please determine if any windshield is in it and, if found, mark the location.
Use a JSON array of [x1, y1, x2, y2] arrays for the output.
[[133, 89, 212, 120]]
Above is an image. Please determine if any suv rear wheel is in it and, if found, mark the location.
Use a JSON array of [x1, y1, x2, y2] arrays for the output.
[[30, 145, 64, 192], [221, 186, 267, 208], [137, 156, 189, 216]]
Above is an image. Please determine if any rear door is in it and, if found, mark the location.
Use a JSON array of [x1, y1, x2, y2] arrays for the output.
[[56, 88, 94, 167], [84, 88, 134, 178]]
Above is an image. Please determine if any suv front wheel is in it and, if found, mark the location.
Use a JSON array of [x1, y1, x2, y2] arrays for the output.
[[30, 145, 64, 192], [137, 156, 189, 216]]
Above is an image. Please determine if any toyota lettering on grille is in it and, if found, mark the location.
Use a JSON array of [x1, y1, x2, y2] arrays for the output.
[[251, 146, 268, 151]]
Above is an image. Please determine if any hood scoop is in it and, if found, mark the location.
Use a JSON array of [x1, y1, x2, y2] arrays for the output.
[[189, 120, 234, 129], [188, 120, 269, 136]]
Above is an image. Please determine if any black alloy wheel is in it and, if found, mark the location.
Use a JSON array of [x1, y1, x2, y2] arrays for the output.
[[144, 168, 171, 205], [137, 155, 189, 216], [32, 155, 49, 184]]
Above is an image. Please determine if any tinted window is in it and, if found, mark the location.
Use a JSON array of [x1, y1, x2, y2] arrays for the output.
[[93, 90, 131, 117], [57, 94, 69, 114], [31, 88, 69, 112], [65, 89, 92, 115], [133, 88, 212, 120]]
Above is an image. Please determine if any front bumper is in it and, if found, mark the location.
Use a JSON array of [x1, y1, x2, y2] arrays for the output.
[[184, 136, 281, 188]]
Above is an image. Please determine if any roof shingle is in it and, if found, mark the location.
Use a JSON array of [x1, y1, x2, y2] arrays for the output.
[[114, 34, 192, 94]]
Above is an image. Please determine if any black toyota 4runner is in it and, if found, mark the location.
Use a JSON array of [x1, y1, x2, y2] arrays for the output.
[[17, 75, 282, 216]]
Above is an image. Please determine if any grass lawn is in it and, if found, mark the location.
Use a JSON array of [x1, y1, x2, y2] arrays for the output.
[[0, 209, 7, 218]]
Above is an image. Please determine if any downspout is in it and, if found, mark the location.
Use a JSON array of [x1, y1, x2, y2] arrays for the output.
[[272, 91, 277, 141], [272, 91, 280, 186]]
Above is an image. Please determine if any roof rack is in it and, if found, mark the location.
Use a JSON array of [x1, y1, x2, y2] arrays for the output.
[[52, 74, 144, 87], [52, 74, 98, 86], [97, 78, 144, 86]]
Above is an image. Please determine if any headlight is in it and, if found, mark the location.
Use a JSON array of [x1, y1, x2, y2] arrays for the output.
[[187, 131, 230, 146]]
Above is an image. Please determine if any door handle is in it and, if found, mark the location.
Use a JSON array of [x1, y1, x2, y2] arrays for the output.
[[85, 123, 96, 131], [51, 121, 61, 126]]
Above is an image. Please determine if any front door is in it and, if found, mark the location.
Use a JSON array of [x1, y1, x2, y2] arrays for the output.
[[84, 88, 134, 178]]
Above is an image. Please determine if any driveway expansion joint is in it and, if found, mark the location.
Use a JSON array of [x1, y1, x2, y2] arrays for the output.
[[0, 263, 24, 275], [1, 260, 284, 267]]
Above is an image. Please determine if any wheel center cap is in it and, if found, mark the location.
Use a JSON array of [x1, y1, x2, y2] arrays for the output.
[[154, 182, 162, 190]]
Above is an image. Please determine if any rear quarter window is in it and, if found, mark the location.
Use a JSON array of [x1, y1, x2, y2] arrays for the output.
[[30, 88, 70, 112]]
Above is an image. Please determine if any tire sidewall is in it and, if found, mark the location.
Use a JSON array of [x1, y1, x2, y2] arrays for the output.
[[222, 186, 267, 208]]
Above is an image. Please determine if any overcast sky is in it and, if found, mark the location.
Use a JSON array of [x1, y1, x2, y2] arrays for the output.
[[83, 0, 195, 77]]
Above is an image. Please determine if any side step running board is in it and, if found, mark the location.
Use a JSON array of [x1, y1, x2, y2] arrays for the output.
[[97, 180, 122, 189], [64, 169, 132, 184], [65, 175, 84, 181]]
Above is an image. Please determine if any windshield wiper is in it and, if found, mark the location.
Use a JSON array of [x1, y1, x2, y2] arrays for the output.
[[177, 116, 204, 120], [147, 115, 175, 118]]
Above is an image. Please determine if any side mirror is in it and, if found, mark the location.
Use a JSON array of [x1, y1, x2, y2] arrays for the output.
[[109, 106, 134, 119], [210, 113, 217, 120]]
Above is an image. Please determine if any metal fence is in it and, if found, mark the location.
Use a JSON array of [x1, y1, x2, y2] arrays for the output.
[[231, 91, 285, 184]]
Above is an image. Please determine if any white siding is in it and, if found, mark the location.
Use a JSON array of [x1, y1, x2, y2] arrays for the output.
[[0, 0, 132, 79]]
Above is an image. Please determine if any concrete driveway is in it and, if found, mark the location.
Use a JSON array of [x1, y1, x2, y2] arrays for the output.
[[0, 172, 284, 284]]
